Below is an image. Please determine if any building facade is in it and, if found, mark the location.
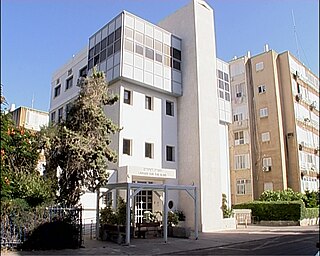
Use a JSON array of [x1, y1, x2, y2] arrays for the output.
[[229, 48, 319, 205], [49, 0, 232, 231], [9, 105, 49, 175]]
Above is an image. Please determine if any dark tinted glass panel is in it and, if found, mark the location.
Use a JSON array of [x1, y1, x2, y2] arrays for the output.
[[115, 27, 121, 40], [94, 55, 100, 65], [94, 43, 101, 55], [107, 45, 113, 57], [89, 48, 94, 59], [136, 44, 143, 55], [114, 40, 121, 53], [145, 47, 154, 60], [88, 59, 94, 69], [172, 48, 181, 60], [173, 60, 181, 70], [107, 32, 114, 46], [100, 49, 106, 62], [101, 38, 107, 50]]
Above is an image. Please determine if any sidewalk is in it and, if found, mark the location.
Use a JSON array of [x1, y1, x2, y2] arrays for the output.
[[2, 225, 319, 255]]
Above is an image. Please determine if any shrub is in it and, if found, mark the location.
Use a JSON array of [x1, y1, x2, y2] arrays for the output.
[[259, 188, 305, 202], [304, 208, 319, 219], [303, 190, 319, 208], [233, 201, 305, 221], [174, 210, 186, 221], [168, 211, 179, 226]]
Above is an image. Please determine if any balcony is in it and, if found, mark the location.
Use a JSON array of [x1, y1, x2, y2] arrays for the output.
[[232, 119, 249, 130]]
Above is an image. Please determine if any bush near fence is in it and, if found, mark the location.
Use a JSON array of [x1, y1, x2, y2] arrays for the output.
[[1, 203, 82, 250], [233, 201, 305, 221]]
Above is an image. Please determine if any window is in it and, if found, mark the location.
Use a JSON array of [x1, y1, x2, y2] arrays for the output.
[[124, 90, 132, 105], [217, 70, 223, 79], [79, 66, 87, 78], [155, 40, 162, 52], [155, 53, 162, 63], [256, 62, 264, 71], [50, 111, 56, 123], [172, 48, 181, 61], [172, 60, 181, 70], [236, 179, 251, 195], [145, 143, 154, 158], [235, 83, 244, 98], [219, 90, 224, 99], [114, 39, 121, 53], [135, 44, 143, 55], [66, 76, 73, 90], [145, 47, 154, 60], [223, 72, 229, 82], [54, 85, 61, 97], [145, 36, 153, 48], [259, 107, 268, 118], [258, 84, 266, 94], [234, 131, 245, 145], [166, 100, 174, 116], [104, 191, 112, 206], [145, 96, 152, 110], [234, 154, 249, 170], [123, 139, 131, 155], [262, 157, 272, 171], [101, 38, 107, 50], [58, 107, 63, 123], [65, 103, 72, 119], [225, 92, 230, 101], [261, 132, 270, 142], [67, 69, 72, 76], [166, 146, 175, 162], [233, 113, 243, 122]]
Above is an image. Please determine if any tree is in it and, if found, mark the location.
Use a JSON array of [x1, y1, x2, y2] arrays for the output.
[[1, 106, 54, 206], [42, 70, 119, 206]]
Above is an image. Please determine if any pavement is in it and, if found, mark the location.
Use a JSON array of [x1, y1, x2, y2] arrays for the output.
[[2, 225, 319, 255]]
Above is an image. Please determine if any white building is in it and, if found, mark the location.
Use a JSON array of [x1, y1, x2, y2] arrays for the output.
[[49, 0, 232, 232]]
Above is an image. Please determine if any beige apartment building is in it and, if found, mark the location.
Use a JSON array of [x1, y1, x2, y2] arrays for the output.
[[229, 48, 319, 205]]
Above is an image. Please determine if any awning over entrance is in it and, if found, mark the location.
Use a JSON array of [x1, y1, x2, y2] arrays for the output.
[[96, 182, 198, 245]]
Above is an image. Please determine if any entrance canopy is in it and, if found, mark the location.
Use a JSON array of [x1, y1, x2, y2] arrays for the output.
[[97, 182, 198, 245]]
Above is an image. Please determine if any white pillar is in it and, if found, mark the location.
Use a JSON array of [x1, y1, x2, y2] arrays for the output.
[[126, 183, 131, 245], [163, 185, 168, 243]]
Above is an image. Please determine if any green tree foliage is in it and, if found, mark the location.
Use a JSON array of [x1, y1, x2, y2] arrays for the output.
[[303, 190, 319, 208], [0, 111, 54, 206], [259, 188, 305, 202], [41, 70, 119, 206]]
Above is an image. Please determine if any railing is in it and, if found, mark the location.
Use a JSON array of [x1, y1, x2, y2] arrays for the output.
[[1, 207, 82, 249]]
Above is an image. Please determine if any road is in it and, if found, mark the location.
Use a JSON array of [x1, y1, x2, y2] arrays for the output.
[[173, 230, 319, 255]]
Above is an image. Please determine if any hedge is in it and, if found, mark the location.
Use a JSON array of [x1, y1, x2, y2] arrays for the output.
[[304, 208, 319, 219], [233, 201, 306, 221]]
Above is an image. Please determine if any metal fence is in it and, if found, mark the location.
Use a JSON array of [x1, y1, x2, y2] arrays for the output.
[[1, 207, 83, 249]]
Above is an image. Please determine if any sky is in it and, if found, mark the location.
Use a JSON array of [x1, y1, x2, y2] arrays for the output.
[[1, 0, 319, 112]]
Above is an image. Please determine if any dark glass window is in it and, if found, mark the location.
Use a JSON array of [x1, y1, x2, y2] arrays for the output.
[[123, 139, 131, 155], [50, 111, 56, 123], [145, 96, 152, 110], [115, 27, 121, 40], [224, 72, 229, 82], [218, 70, 223, 79], [124, 90, 131, 104], [114, 40, 121, 53], [89, 48, 94, 59], [54, 85, 61, 97], [172, 60, 181, 70], [107, 45, 113, 57], [79, 66, 87, 77], [107, 32, 114, 46], [136, 44, 143, 55], [88, 59, 94, 69], [94, 55, 100, 66], [94, 43, 101, 55], [166, 100, 174, 116], [100, 49, 106, 62], [172, 48, 181, 60], [145, 143, 153, 158], [145, 47, 154, 60], [155, 53, 162, 63], [58, 107, 63, 123], [101, 38, 107, 50], [166, 146, 175, 162], [66, 77, 73, 90]]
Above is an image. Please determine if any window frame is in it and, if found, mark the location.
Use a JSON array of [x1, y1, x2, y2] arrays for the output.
[[166, 145, 175, 162], [124, 89, 132, 105], [145, 142, 154, 159], [123, 139, 132, 155], [166, 100, 174, 116], [145, 95, 153, 110], [66, 76, 73, 90], [54, 85, 61, 98]]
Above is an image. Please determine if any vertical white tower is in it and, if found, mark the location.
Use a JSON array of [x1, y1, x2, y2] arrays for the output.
[[159, 0, 223, 231]]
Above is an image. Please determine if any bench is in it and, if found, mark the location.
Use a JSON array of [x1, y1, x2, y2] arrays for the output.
[[135, 222, 162, 239], [233, 209, 252, 228]]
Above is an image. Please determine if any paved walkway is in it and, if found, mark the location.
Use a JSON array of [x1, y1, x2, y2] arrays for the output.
[[2, 225, 319, 255]]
